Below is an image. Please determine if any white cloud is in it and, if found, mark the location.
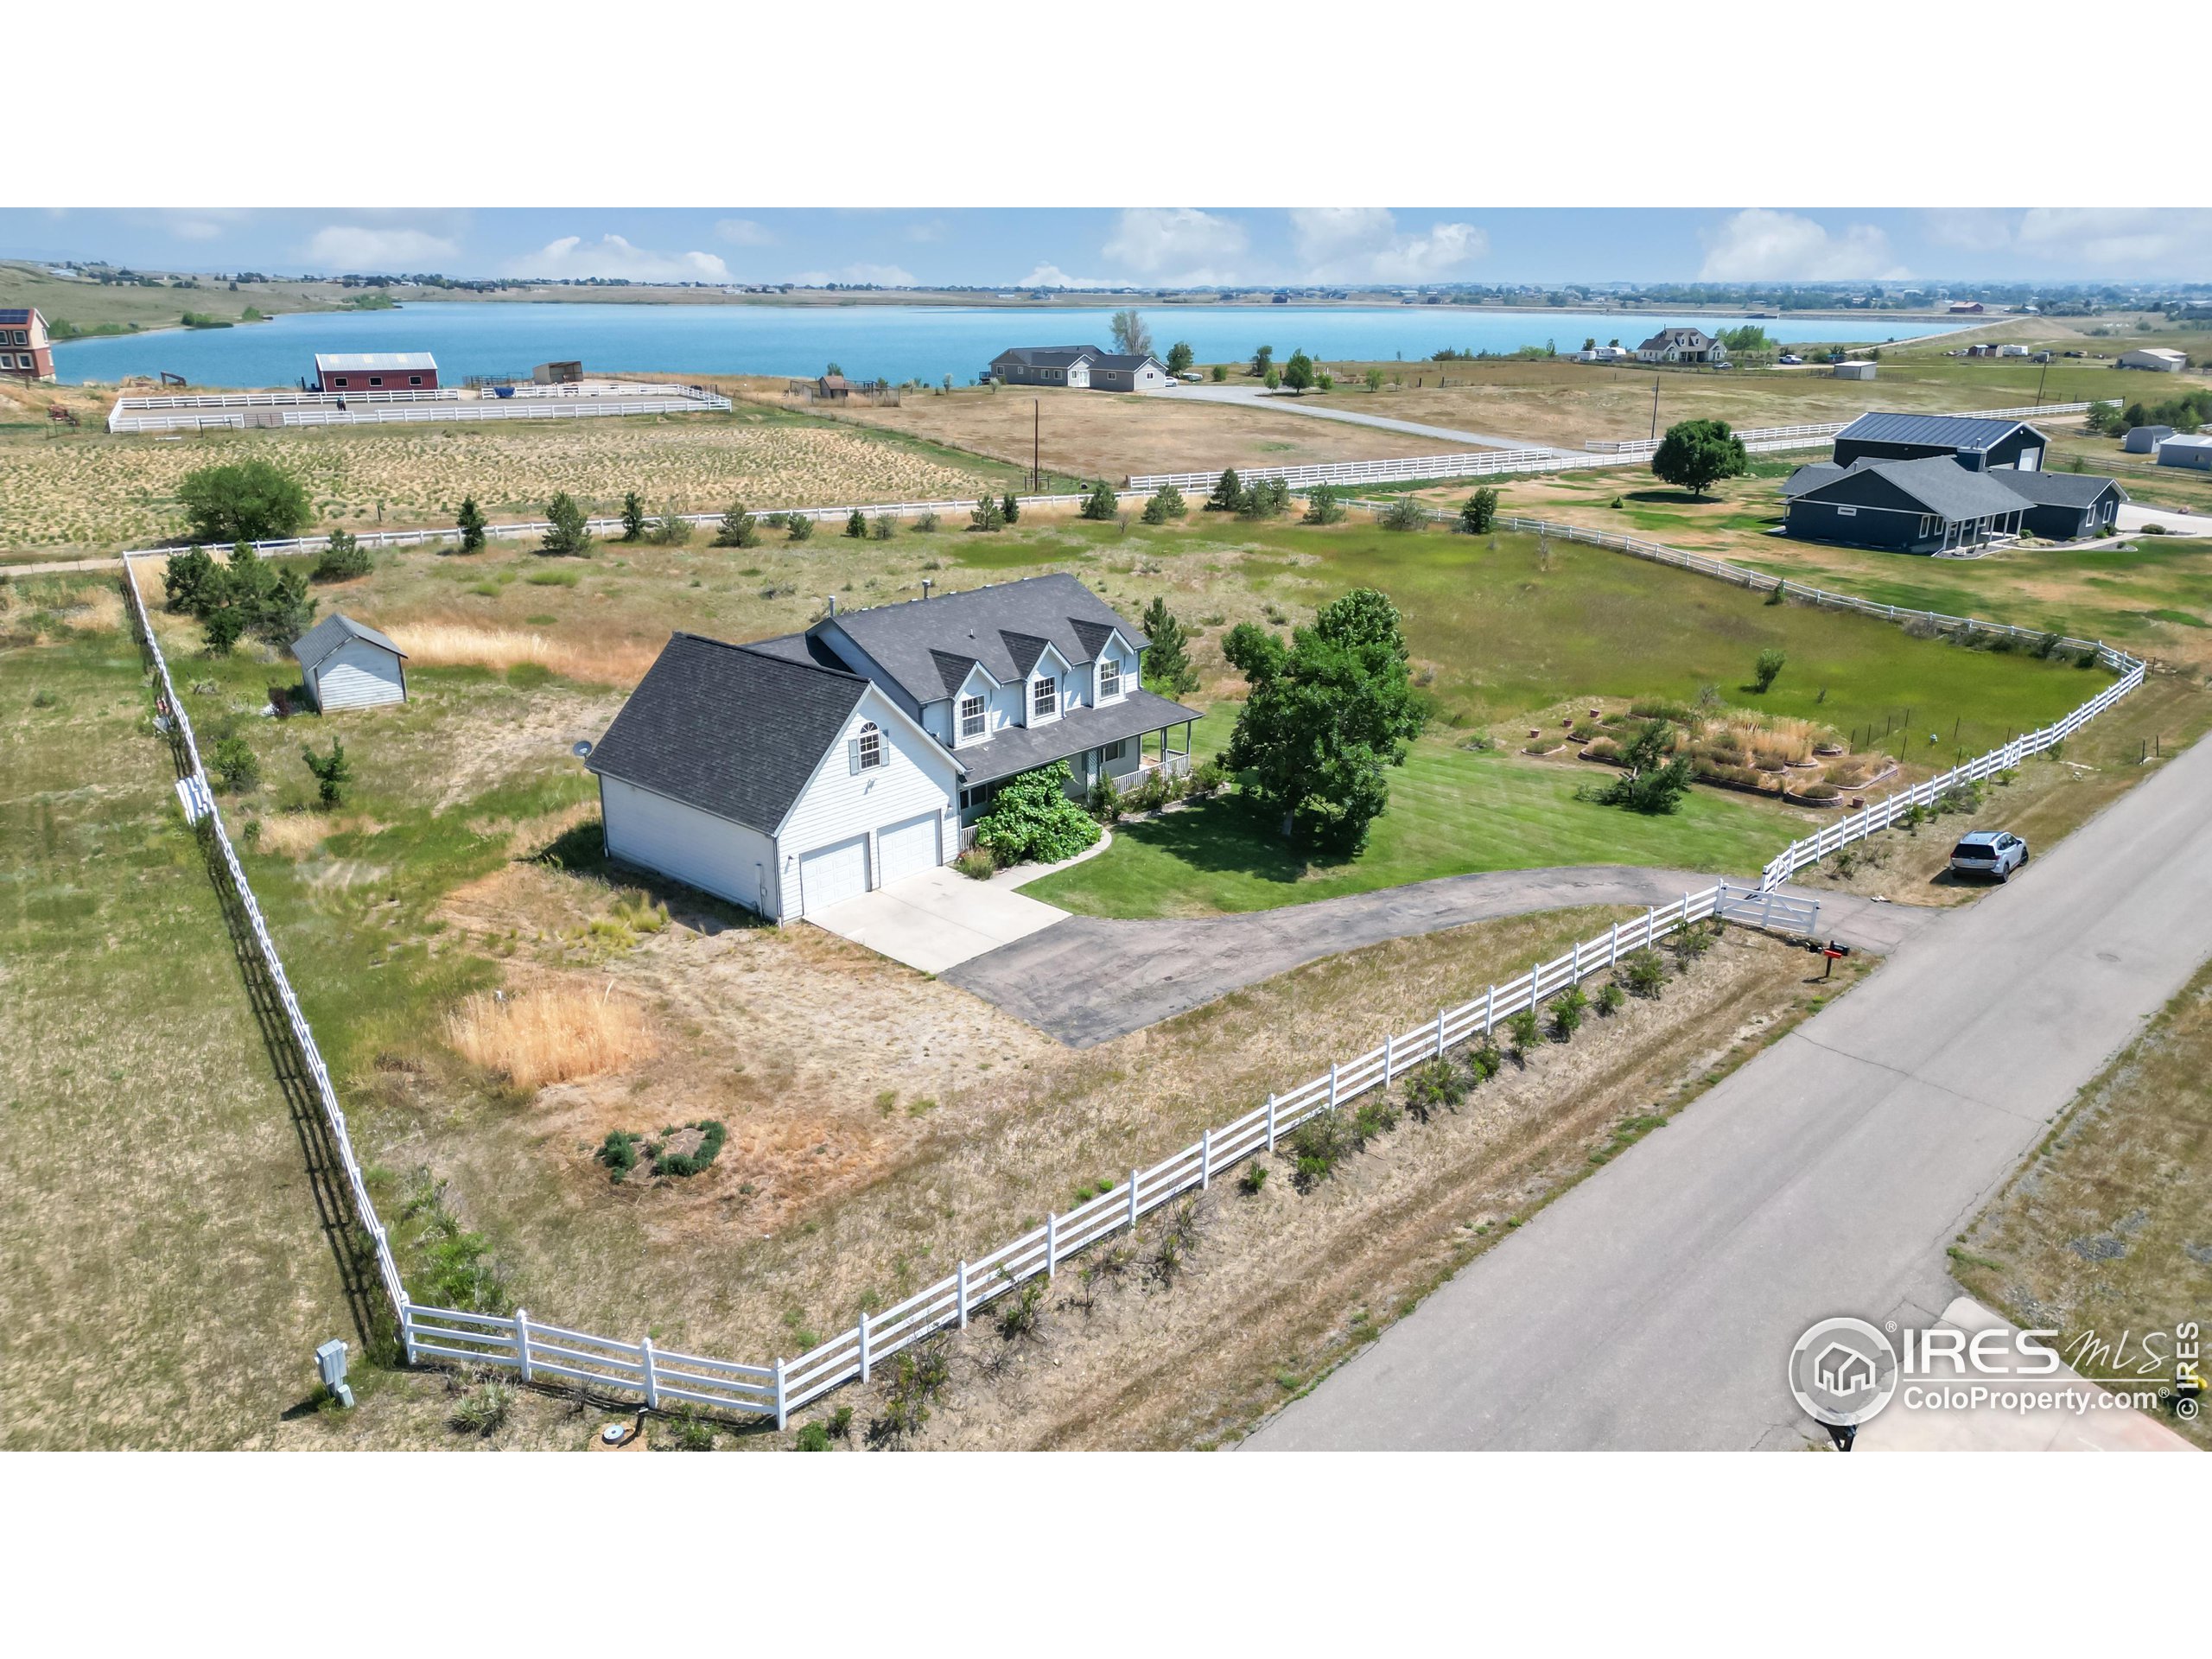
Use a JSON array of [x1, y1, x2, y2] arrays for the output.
[[1102, 207, 1247, 279], [903, 220, 950, 244], [510, 234, 731, 283], [786, 262, 917, 287], [2015, 208, 2212, 268], [1698, 209, 1907, 282], [1919, 208, 2018, 253], [1288, 208, 1488, 283], [714, 218, 777, 246], [304, 224, 461, 272]]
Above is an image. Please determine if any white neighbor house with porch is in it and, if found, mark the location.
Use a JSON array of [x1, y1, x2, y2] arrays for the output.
[[585, 574, 1202, 921]]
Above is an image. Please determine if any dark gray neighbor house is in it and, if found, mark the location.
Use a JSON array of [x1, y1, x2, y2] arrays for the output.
[[987, 345, 1172, 391], [1830, 411, 2050, 474], [1782, 457, 2030, 554], [1993, 469, 2127, 541]]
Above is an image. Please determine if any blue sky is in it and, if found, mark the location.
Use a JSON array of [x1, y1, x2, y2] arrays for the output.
[[6, 207, 2210, 285]]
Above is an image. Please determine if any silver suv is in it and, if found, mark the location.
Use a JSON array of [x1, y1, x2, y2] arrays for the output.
[[1950, 830, 2029, 881]]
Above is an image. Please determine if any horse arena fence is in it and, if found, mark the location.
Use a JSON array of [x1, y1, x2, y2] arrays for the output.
[[120, 498, 2145, 1430]]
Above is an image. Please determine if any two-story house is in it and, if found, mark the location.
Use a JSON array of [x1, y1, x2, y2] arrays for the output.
[[584, 574, 1204, 920]]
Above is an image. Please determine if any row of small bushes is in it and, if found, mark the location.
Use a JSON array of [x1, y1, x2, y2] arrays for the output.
[[597, 1120, 728, 1185], [1089, 755, 1227, 823]]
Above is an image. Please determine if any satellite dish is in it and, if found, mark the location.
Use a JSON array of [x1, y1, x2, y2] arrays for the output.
[[571, 740, 594, 758]]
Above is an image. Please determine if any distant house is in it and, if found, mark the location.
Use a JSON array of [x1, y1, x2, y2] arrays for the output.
[[815, 373, 850, 401], [291, 613, 408, 711], [533, 360, 583, 385], [1833, 360, 1878, 381], [1634, 327, 1721, 365], [2157, 434, 2212, 472], [2118, 347, 2187, 373], [585, 574, 1201, 921], [1084, 353, 1173, 391], [990, 346, 1099, 387], [313, 352, 438, 392], [1783, 457, 2029, 554], [1575, 344, 1634, 363], [0, 307, 56, 382], [2121, 424, 2175, 454], [1948, 301, 1986, 314], [1831, 411, 2050, 474], [1996, 470, 2127, 541]]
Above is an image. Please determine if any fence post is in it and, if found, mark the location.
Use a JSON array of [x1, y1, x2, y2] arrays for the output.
[[1327, 1061, 1339, 1111], [858, 1310, 872, 1383], [1046, 1211, 1058, 1278], [1570, 938, 1581, 981], [774, 1357, 788, 1431], [1265, 1093, 1278, 1150], [1436, 1008, 1447, 1059], [1483, 983, 1495, 1034], [1128, 1168, 1140, 1230], [639, 1337, 660, 1411], [1383, 1030, 1395, 1084], [957, 1260, 969, 1329], [402, 1305, 417, 1367], [1608, 921, 1620, 967], [1201, 1127, 1212, 1190], [514, 1307, 533, 1384]]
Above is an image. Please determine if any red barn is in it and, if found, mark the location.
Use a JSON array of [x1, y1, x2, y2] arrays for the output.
[[0, 308, 55, 382], [313, 351, 439, 392]]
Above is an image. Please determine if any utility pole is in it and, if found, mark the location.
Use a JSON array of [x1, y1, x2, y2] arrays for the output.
[[2033, 359, 2049, 409], [1650, 375, 1661, 441], [1033, 399, 1040, 493]]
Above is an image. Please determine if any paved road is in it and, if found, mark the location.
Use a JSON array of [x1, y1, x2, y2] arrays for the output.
[[1160, 385, 1583, 458], [1252, 732, 2212, 1450], [946, 865, 1925, 1046]]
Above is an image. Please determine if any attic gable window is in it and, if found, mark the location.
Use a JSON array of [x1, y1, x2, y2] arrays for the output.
[[1097, 657, 1122, 700], [856, 721, 883, 770], [1032, 677, 1057, 721], [960, 695, 986, 740]]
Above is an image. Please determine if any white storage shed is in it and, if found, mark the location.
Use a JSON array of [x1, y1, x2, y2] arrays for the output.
[[291, 613, 409, 711]]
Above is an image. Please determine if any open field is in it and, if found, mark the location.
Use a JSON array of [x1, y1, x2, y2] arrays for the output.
[[701, 376, 1489, 485], [0, 259, 359, 339], [1952, 956, 2212, 1451], [0, 404, 1016, 557]]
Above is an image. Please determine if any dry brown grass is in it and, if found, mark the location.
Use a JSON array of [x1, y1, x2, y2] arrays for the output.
[[446, 981, 657, 1090], [396, 617, 663, 686], [245, 811, 382, 859]]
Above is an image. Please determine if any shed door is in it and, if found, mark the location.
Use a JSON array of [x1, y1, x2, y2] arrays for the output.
[[2017, 446, 2041, 472], [798, 836, 869, 914], [875, 812, 940, 889]]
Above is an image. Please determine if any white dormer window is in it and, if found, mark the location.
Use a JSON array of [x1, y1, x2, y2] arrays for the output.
[[856, 721, 883, 770], [1033, 677, 1057, 721], [960, 695, 986, 741], [1098, 657, 1122, 700]]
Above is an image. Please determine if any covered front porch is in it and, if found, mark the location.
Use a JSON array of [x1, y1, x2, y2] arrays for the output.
[[950, 688, 1205, 830]]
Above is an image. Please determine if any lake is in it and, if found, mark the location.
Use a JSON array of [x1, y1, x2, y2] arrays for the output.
[[51, 301, 1970, 390]]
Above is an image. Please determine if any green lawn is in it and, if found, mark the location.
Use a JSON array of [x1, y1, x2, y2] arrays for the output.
[[1023, 738, 1798, 918]]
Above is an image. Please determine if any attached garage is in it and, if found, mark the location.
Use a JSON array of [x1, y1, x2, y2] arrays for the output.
[[874, 811, 942, 889], [798, 836, 871, 913]]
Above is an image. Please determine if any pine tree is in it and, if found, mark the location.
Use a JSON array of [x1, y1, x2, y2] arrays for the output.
[[620, 492, 646, 542], [1140, 595, 1198, 696], [845, 508, 868, 538], [713, 501, 758, 548], [455, 496, 487, 554], [1205, 468, 1245, 514]]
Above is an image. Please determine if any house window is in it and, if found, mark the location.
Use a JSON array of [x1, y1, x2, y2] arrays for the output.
[[960, 781, 1002, 812], [1098, 657, 1122, 699], [1836, 505, 1857, 518], [369, 376, 384, 386], [1033, 677, 1057, 720], [856, 721, 883, 770], [1919, 515, 1935, 537], [960, 695, 986, 740], [1102, 738, 1128, 763], [409, 375, 423, 385]]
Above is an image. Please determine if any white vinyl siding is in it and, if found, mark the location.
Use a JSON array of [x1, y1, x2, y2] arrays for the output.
[[600, 775, 784, 918], [777, 685, 960, 899], [308, 638, 405, 711]]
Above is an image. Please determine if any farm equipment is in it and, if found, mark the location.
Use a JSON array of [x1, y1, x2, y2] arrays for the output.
[[48, 404, 79, 427]]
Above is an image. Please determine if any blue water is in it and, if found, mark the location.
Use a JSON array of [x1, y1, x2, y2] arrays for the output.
[[51, 301, 1967, 390]]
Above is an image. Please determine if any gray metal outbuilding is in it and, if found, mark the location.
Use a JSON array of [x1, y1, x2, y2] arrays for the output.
[[2122, 424, 2175, 454], [291, 613, 408, 711]]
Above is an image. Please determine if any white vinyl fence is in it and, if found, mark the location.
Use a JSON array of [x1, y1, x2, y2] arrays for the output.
[[1582, 401, 2097, 457], [122, 501, 2146, 1430], [110, 387, 732, 434]]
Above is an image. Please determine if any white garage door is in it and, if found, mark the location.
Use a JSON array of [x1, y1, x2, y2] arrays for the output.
[[876, 811, 941, 889], [798, 836, 869, 915]]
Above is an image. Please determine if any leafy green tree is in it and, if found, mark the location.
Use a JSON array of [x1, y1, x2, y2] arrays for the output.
[[175, 459, 311, 545], [1001, 493, 1020, 524], [1650, 418, 1750, 499], [620, 492, 647, 542], [311, 529, 371, 583], [301, 736, 353, 808], [201, 605, 245, 655], [1237, 478, 1290, 520], [1752, 646, 1787, 693], [1303, 486, 1347, 525], [455, 496, 488, 553], [1380, 495, 1427, 531], [1210, 364, 1228, 383], [845, 508, 868, 538], [870, 513, 895, 541], [1165, 340, 1195, 375], [713, 501, 759, 547], [1281, 349, 1316, 394], [541, 492, 593, 556], [213, 734, 261, 792], [1221, 588, 1427, 855], [1364, 367, 1386, 393], [1141, 484, 1187, 524], [1109, 308, 1153, 357], [1263, 365, 1281, 391], [1584, 720, 1694, 815], [162, 545, 221, 613], [1458, 486, 1500, 535], [1079, 480, 1118, 521], [975, 761, 1101, 866], [1139, 595, 1199, 696], [1250, 345, 1274, 377], [785, 512, 815, 543], [212, 541, 315, 647], [1205, 468, 1245, 514], [970, 494, 1006, 532]]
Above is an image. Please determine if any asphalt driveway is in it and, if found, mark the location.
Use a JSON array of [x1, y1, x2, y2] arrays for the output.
[[944, 866, 1923, 1046]]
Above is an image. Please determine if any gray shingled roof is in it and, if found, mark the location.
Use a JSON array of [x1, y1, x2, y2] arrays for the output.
[[1088, 353, 1164, 371], [820, 574, 1149, 708], [585, 633, 875, 836], [1995, 469, 2126, 508], [991, 345, 1103, 368], [957, 688, 1205, 787], [1835, 411, 2046, 453], [1782, 462, 1847, 498], [290, 612, 404, 670], [1796, 455, 2031, 521]]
